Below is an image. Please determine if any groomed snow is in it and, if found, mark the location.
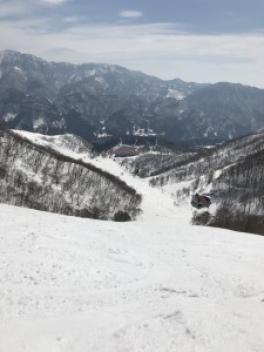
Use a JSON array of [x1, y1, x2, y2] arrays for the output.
[[1, 130, 264, 351], [1, 200, 264, 352]]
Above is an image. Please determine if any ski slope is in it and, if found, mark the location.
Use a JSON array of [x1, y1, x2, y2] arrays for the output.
[[13, 130, 189, 221], [1, 131, 264, 351]]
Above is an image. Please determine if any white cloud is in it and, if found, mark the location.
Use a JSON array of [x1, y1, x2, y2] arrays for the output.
[[41, 0, 67, 5], [0, 0, 33, 17], [119, 10, 143, 19], [63, 16, 78, 23], [0, 0, 66, 18], [0, 19, 263, 87]]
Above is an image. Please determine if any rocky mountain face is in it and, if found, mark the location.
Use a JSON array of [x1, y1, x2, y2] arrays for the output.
[[0, 129, 141, 220], [1, 50, 264, 146]]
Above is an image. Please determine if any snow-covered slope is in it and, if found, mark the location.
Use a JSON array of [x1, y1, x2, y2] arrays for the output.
[[0, 130, 141, 220], [1, 129, 264, 351], [12, 129, 179, 222], [1, 200, 264, 352], [14, 131, 96, 156], [150, 132, 264, 234]]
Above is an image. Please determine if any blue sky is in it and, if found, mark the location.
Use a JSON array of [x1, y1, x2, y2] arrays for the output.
[[0, 0, 263, 86]]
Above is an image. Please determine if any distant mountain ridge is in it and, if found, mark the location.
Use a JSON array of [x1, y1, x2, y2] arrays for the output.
[[0, 50, 264, 146]]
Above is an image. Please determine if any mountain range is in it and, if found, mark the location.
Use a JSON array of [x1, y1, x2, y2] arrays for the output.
[[0, 50, 264, 146]]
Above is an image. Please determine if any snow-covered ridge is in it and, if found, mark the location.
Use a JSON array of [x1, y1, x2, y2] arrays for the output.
[[0, 129, 141, 220], [149, 132, 264, 234], [11, 129, 181, 222], [14, 130, 95, 157], [166, 88, 185, 100], [12, 130, 136, 194]]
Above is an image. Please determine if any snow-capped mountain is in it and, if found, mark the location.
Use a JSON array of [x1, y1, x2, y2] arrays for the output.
[[1, 50, 264, 146], [0, 50, 199, 139], [2, 50, 263, 146], [0, 129, 141, 220]]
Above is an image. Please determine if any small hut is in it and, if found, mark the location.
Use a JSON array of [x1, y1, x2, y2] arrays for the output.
[[191, 193, 211, 209]]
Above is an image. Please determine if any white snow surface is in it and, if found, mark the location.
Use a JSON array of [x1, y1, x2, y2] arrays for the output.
[[13, 130, 93, 157], [1, 130, 264, 351], [166, 88, 185, 100], [33, 117, 46, 130], [3, 112, 17, 122]]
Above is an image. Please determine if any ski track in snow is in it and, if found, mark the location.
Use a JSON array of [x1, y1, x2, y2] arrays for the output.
[[1, 131, 264, 351]]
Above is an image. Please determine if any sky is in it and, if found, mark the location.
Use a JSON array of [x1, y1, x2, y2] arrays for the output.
[[0, 0, 264, 87]]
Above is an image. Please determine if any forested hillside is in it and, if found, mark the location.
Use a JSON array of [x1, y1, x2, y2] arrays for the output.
[[0, 129, 141, 220], [148, 133, 264, 234]]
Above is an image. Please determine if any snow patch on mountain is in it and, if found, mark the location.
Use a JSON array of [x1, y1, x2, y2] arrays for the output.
[[166, 88, 185, 100], [3, 112, 17, 122], [95, 76, 109, 88], [33, 117, 46, 130]]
